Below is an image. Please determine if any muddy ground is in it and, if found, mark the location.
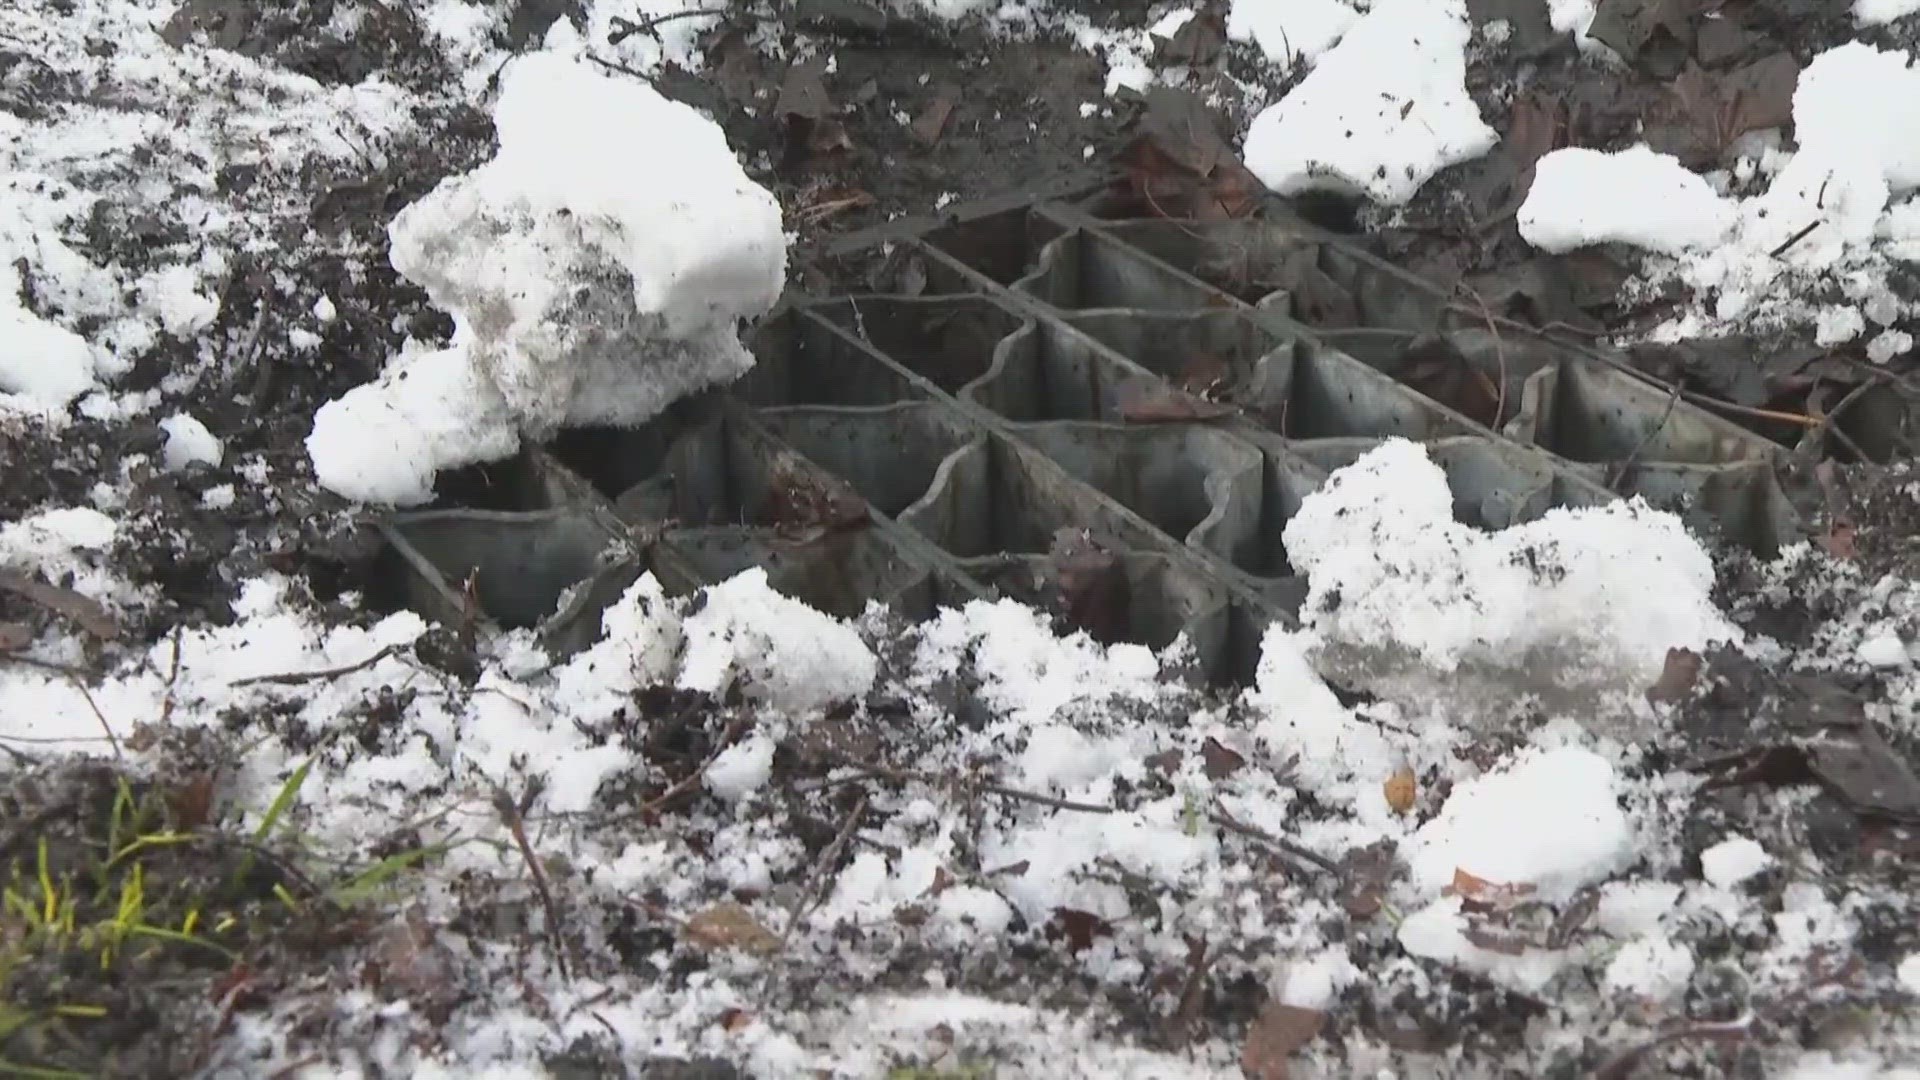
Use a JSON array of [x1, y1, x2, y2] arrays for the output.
[[5, 0, 1920, 1077]]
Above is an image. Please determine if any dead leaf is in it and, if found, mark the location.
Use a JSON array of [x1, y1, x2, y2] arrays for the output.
[[1116, 87, 1266, 220], [1383, 766, 1417, 815], [362, 911, 460, 1021], [169, 772, 218, 831], [1805, 726, 1920, 822], [1447, 867, 1538, 910], [1050, 528, 1131, 645], [1503, 92, 1566, 197], [1338, 840, 1399, 918], [1145, 748, 1184, 775], [717, 1007, 755, 1033], [683, 902, 783, 956], [0, 622, 27, 651], [706, 27, 765, 106], [1116, 379, 1236, 423], [1820, 520, 1858, 560], [0, 568, 119, 640], [1178, 351, 1233, 398], [1646, 647, 1703, 706], [1047, 907, 1114, 953], [910, 84, 959, 146], [760, 449, 870, 537], [1399, 333, 1502, 426], [1242, 999, 1326, 1080], [1645, 57, 1799, 168], [774, 58, 834, 120], [1200, 736, 1245, 780], [1588, 0, 1695, 78]]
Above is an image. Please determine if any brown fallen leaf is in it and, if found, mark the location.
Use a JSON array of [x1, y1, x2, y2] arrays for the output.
[[1047, 907, 1115, 953], [1447, 867, 1538, 910], [1050, 527, 1130, 645], [1819, 520, 1858, 560], [1117, 87, 1266, 220], [1400, 333, 1502, 427], [760, 449, 871, 537], [1242, 998, 1326, 1080], [1116, 378, 1236, 423], [1646, 647, 1703, 706], [1644, 56, 1799, 168], [1200, 736, 1245, 780], [910, 83, 959, 146], [683, 902, 783, 956], [0, 567, 120, 641], [0, 621, 28, 651], [169, 771, 219, 831], [1383, 766, 1417, 815]]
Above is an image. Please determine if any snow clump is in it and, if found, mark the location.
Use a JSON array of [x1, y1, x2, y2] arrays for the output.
[[307, 52, 787, 505], [1281, 439, 1736, 690]]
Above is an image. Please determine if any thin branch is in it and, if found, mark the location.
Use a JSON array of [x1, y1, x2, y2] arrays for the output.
[[492, 778, 571, 983], [1605, 382, 1681, 490], [1209, 805, 1340, 875], [777, 794, 868, 950], [606, 8, 734, 47], [229, 643, 406, 687]]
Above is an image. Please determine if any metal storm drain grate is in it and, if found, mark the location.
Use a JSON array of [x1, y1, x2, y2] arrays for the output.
[[375, 194, 1799, 684]]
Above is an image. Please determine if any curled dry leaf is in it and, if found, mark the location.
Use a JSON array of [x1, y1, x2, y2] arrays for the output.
[[683, 902, 783, 956], [1242, 998, 1327, 1080], [1383, 765, 1417, 815], [1447, 867, 1538, 910]]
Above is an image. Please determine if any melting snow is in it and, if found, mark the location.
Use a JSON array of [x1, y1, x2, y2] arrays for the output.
[[1242, 0, 1497, 206], [1520, 146, 1738, 255], [1282, 439, 1736, 689], [306, 52, 786, 505]]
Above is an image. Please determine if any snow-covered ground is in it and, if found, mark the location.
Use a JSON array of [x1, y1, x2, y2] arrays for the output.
[[6, 1, 1920, 1078]]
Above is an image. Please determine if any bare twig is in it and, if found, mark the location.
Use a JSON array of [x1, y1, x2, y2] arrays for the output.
[[819, 749, 1117, 815], [492, 778, 571, 983], [606, 8, 733, 46], [777, 795, 868, 950], [228, 642, 406, 687], [1209, 806, 1340, 875], [1593, 1013, 1753, 1080], [1456, 281, 1511, 428], [628, 715, 752, 819], [1805, 376, 1885, 463], [1768, 219, 1822, 259], [158, 625, 184, 725], [1605, 382, 1681, 490], [974, 780, 1115, 814]]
